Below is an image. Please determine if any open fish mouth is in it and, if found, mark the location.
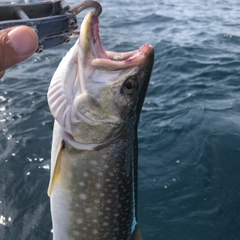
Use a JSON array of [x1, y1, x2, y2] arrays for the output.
[[47, 8, 154, 146], [78, 11, 154, 71]]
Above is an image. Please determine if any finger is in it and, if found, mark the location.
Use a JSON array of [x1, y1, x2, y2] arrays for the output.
[[0, 26, 38, 72]]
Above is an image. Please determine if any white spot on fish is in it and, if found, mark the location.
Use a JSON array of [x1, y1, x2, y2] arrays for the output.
[[100, 193, 105, 197], [106, 199, 112, 204], [93, 229, 98, 235], [105, 179, 111, 182], [94, 199, 100, 204], [79, 181, 85, 187], [85, 208, 91, 213], [73, 231, 80, 236], [103, 232, 109, 238], [83, 172, 89, 177], [103, 222, 108, 226], [93, 219, 98, 223], [98, 172, 103, 176], [76, 218, 83, 224], [90, 160, 97, 165], [105, 207, 110, 211], [79, 193, 87, 200], [96, 183, 101, 189]]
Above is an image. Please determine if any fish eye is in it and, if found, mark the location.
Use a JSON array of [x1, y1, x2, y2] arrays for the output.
[[123, 76, 138, 94]]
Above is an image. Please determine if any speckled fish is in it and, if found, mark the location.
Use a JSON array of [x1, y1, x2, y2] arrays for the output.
[[47, 7, 154, 240]]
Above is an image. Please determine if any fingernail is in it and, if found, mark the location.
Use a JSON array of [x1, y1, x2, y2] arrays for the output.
[[8, 26, 38, 56]]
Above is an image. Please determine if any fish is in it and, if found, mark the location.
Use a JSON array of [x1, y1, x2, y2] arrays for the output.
[[47, 9, 154, 240]]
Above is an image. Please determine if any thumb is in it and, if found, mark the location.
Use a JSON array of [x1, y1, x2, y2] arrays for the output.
[[0, 26, 38, 76]]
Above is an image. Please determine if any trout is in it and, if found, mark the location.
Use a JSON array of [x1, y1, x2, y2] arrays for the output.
[[47, 9, 154, 240]]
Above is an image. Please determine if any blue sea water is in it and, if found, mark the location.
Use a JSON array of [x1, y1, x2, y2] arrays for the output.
[[1, 0, 240, 239]]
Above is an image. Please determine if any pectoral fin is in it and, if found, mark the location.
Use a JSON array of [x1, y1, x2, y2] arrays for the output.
[[131, 225, 143, 240], [47, 140, 65, 196]]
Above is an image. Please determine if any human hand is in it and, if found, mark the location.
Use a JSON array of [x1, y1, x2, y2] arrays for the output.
[[0, 26, 38, 78]]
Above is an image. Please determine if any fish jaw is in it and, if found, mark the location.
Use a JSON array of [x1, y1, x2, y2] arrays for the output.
[[78, 9, 154, 84], [78, 11, 106, 65], [78, 11, 154, 72]]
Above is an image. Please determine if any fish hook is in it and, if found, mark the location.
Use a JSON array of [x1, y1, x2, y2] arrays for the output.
[[69, 0, 102, 17]]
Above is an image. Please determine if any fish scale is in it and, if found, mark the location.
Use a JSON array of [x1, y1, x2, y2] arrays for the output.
[[59, 137, 135, 239]]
